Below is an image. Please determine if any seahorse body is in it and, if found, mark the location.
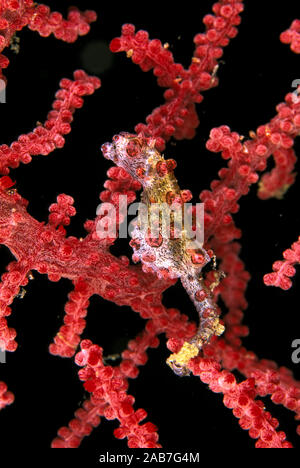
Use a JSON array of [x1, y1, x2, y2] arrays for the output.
[[101, 133, 224, 376]]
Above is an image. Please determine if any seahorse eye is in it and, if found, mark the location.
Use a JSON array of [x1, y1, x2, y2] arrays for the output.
[[126, 139, 142, 158], [112, 135, 120, 143]]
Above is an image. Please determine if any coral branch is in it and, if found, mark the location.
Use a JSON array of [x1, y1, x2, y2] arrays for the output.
[[0, 1, 97, 82], [0, 259, 30, 351], [0, 180, 178, 350], [205, 339, 300, 440], [110, 1, 244, 149], [212, 241, 250, 347], [73, 340, 161, 448], [280, 19, 300, 54], [201, 86, 300, 245], [264, 236, 300, 290], [49, 279, 91, 358], [189, 356, 293, 448], [51, 397, 103, 448], [96, 166, 142, 245], [0, 70, 101, 174]]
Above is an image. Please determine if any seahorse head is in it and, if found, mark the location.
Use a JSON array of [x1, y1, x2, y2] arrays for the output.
[[101, 132, 158, 186]]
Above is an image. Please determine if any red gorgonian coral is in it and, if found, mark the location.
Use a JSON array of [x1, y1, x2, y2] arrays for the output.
[[0, 0, 300, 450]]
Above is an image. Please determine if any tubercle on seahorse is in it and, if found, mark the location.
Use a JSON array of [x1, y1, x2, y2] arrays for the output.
[[101, 132, 225, 376]]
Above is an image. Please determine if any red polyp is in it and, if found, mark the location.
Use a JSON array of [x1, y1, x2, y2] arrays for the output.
[[126, 139, 142, 157], [191, 252, 206, 265], [109, 37, 121, 52], [129, 238, 141, 250], [156, 161, 168, 177], [166, 191, 176, 205], [202, 308, 214, 319], [145, 229, 163, 248], [195, 290, 208, 302], [166, 159, 177, 172], [136, 167, 146, 178], [142, 253, 156, 263], [180, 189, 193, 202]]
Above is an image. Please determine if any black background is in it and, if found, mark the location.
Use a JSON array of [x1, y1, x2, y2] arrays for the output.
[[0, 0, 300, 453]]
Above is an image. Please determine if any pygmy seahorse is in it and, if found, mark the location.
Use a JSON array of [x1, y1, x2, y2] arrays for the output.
[[101, 132, 224, 376]]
